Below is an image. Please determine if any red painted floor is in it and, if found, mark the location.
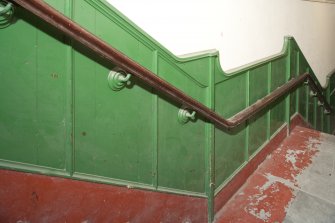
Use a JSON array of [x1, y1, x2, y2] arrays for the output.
[[215, 126, 335, 223]]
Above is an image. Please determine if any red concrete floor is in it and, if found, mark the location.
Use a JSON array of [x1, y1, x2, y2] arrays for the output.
[[215, 126, 335, 223]]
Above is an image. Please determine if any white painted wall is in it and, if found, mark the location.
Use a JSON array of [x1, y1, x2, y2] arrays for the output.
[[107, 0, 335, 86]]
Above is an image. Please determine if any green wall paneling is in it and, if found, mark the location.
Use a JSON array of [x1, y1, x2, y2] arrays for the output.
[[1, 3, 335, 221], [157, 98, 206, 193], [298, 84, 309, 120], [298, 51, 309, 122], [73, 44, 155, 185], [316, 105, 323, 131], [71, 0, 211, 194], [214, 74, 247, 188], [290, 86, 298, 117], [0, 1, 69, 170], [330, 76, 335, 94], [176, 55, 214, 87], [72, 2, 155, 185], [290, 50, 299, 117], [308, 96, 316, 128], [156, 56, 208, 193], [270, 58, 287, 135], [248, 66, 269, 156]]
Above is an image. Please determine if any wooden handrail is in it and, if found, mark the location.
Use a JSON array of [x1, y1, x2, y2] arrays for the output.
[[9, 0, 333, 130]]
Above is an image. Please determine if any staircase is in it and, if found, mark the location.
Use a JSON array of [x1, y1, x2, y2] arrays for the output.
[[215, 126, 335, 223], [1, 1, 335, 222]]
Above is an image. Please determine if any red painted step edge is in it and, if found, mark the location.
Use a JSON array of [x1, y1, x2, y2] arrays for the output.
[[289, 113, 311, 131], [214, 114, 309, 213], [0, 169, 207, 223]]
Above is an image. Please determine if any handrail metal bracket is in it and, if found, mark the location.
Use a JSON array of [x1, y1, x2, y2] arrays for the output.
[[178, 108, 196, 124], [0, 1, 14, 28], [304, 79, 309, 85], [108, 68, 132, 91], [310, 91, 317, 97], [324, 109, 331, 115]]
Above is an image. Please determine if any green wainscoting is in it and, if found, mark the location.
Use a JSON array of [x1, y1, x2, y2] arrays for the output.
[[0, 0, 334, 222]]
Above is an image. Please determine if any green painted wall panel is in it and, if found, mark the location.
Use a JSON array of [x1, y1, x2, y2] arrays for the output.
[[73, 46, 155, 185], [34, 35, 68, 169], [157, 58, 207, 104], [215, 75, 247, 188], [215, 75, 247, 118], [157, 99, 206, 193], [270, 100, 286, 135], [250, 67, 269, 104], [248, 66, 269, 155], [290, 49, 298, 79], [298, 53, 310, 122], [290, 50, 299, 117], [215, 128, 246, 189], [271, 58, 286, 86], [96, 10, 141, 61], [72, 0, 154, 185], [290, 91, 297, 117], [316, 106, 323, 131], [0, 4, 68, 169], [308, 97, 316, 127], [331, 78, 335, 94], [73, 1, 96, 37], [0, 12, 38, 165], [157, 59, 207, 193], [298, 85, 308, 119], [270, 58, 287, 135], [177, 57, 212, 87]]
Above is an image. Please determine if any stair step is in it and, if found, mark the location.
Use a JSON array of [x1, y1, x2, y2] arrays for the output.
[[214, 126, 335, 223]]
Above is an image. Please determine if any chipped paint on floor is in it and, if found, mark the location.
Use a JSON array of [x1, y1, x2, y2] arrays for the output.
[[214, 126, 335, 223]]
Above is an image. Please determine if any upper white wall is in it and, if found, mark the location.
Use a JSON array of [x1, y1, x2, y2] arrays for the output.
[[107, 0, 335, 86]]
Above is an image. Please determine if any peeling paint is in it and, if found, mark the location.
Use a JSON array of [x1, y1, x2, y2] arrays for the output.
[[215, 126, 324, 223], [261, 174, 296, 191], [285, 149, 304, 170], [248, 208, 271, 221]]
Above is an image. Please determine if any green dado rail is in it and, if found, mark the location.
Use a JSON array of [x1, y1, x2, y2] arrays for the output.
[[1, 0, 335, 222]]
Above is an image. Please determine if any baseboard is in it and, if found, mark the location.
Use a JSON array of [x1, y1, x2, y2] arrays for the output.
[[0, 169, 207, 222]]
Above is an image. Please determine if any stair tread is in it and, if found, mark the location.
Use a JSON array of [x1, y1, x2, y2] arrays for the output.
[[214, 126, 335, 223]]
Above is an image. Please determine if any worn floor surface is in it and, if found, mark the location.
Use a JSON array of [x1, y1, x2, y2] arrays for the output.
[[215, 126, 335, 223]]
